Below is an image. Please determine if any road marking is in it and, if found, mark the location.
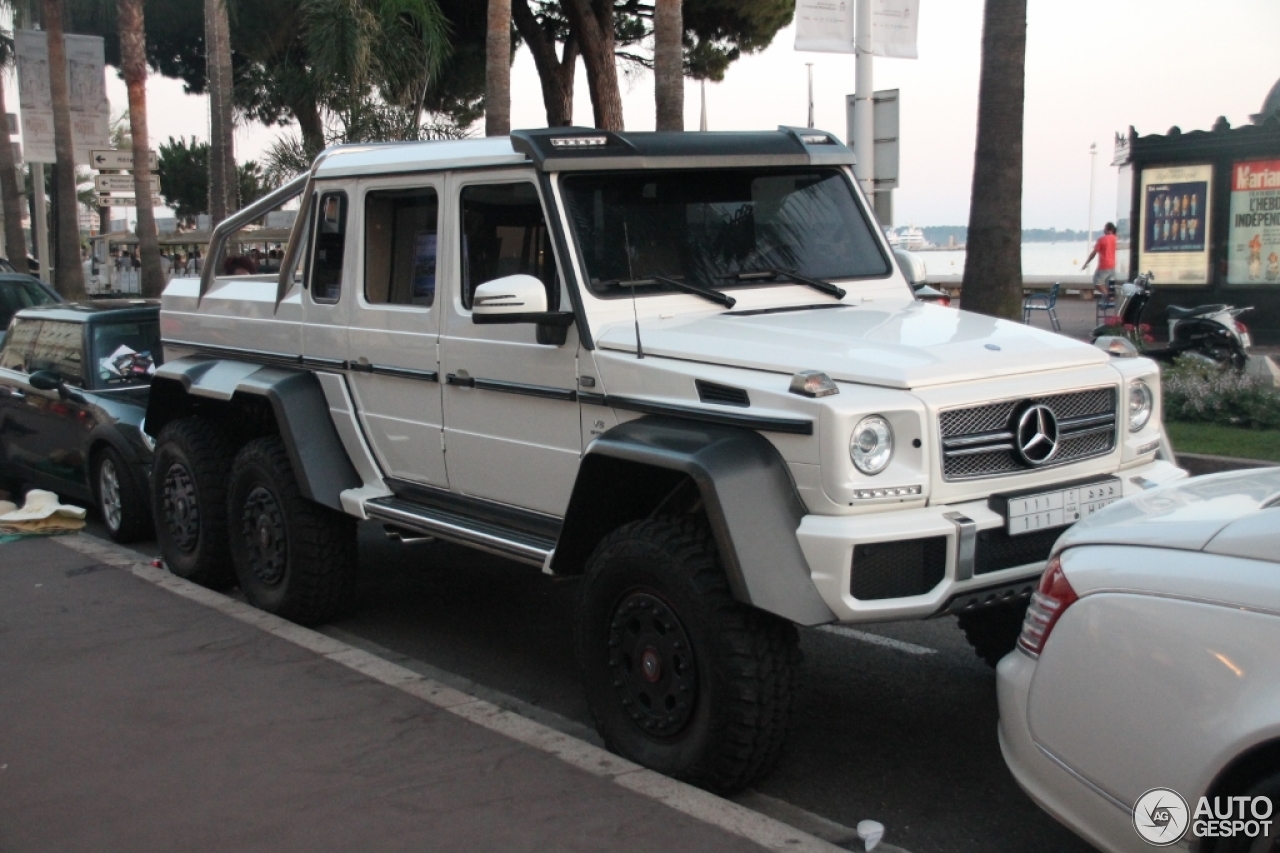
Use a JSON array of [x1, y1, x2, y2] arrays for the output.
[[55, 534, 849, 853], [817, 625, 937, 656]]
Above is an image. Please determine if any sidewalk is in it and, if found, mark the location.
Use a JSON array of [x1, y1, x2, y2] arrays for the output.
[[0, 535, 843, 853]]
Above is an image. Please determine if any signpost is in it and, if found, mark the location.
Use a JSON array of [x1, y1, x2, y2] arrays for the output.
[[94, 195, 161, 208], [90, 148, 157, 170], [95, 173, 159, 194]]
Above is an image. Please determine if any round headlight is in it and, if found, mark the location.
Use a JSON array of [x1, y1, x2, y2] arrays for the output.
[[1128, 380, 1153, 432], [850, 415, 894, 475]]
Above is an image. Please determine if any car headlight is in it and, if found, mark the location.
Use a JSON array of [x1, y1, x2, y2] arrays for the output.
[[850, 415, 894, 474], [1128, 380, 1153, 432]]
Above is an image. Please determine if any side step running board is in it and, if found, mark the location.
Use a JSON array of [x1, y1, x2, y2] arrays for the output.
[[364, 497, 555, 568]]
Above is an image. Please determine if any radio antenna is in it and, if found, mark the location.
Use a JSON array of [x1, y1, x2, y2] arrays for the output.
[[623, 221, 644, 359]]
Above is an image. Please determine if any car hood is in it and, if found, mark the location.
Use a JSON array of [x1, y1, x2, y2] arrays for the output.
[[595, 300, 1109, 389], [1056, 467, 1280, 554]]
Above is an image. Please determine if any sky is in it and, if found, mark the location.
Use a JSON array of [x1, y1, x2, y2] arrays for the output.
[[12, 0, 1280, 230]]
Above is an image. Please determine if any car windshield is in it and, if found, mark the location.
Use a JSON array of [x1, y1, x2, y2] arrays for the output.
[[92, 320, 161, 388], [561, 168, 889, 299]]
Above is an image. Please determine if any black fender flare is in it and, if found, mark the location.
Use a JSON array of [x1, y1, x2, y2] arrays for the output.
[[146, 357, 360, 511], [552, 416, 836, 626]]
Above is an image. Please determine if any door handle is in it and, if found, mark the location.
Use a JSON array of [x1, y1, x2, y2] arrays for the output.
[[445, 373, 475, 388], [5, 390, 24, 399]]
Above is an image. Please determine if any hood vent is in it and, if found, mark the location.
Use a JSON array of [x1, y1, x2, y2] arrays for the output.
[[695, 380, 750, 408]]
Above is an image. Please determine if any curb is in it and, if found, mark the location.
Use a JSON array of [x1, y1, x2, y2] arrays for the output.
[[53, 535, 858, 853], [1176, 452, 1279, 477]]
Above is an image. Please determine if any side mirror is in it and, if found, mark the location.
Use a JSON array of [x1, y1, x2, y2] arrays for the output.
[[28, 369, 63, 391], [472, 274, 549, 316], [893, 249, 928, 288], [471, 274, 575, 346]]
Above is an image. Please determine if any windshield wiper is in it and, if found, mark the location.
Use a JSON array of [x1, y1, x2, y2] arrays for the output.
[[717, 267, 846, 300], [597, 274, 736, 309]]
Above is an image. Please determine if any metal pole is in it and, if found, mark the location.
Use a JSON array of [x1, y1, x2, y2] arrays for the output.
[[1086, 142, 1097, 245], [33, 161, 49, 280], [700, 80, 707, 132], [853, 0, 875, 197], [806, 63, 814, 129]]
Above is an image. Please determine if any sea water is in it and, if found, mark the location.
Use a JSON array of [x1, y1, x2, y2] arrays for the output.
[[919, 242, 1132, 278]]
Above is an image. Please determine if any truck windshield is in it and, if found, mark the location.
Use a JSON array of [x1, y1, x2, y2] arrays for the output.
[[561, 168, 889, 299]]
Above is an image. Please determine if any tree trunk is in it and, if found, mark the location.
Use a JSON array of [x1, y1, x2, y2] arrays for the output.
[[0, 79, 29, 274], [563, 0, 623, 131], [118, 0, 165, 297], [512, 0, 577, 127], [43, 0, 86, 298], [485, 0, 511, 136], [654, 0, 683, 131], [960, 0, 1026, 320], [205, 0, 237, 225]]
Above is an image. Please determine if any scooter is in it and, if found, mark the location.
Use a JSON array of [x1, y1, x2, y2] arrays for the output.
[[1090, 272, 1253, 369]]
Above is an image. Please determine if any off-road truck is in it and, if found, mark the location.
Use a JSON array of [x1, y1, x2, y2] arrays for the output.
[[145, 128, 1184, 792]]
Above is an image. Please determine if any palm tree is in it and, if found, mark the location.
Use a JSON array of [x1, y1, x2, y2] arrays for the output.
[[485, 0, 510, 136], [653, 0, 682, 131], [0, 30, 29, 273], [117, 0, 163, 294], [960, 0, 1026, 320], [205, 0, 236, 225], [42, 0, 86, 297]]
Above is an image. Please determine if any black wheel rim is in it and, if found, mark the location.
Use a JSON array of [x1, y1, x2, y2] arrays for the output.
[[241, 485, 287, 587], [162, 463, 199, 552], [608, 591, 697, 738]]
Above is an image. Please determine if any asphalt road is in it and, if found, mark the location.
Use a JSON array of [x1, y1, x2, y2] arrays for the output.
[[84, 518, 1093, 853]]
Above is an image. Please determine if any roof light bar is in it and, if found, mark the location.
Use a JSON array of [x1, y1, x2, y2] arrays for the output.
[[550, 136, 608, 148], [800, 133, 833, 145]]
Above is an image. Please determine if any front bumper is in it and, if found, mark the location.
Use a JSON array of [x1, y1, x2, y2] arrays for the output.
[[996, 650, 1173, 853], [795, 458, 1185, 623]]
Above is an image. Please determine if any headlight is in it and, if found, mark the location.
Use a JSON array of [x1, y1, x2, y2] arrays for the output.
[[1128, 380, 1153, 432], [850, 415, 894, 474]]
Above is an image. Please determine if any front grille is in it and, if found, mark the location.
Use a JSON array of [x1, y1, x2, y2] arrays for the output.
[[973, 526, 1064, 575], [851, 536, 947, 600], [939, 388, 1117, 480]]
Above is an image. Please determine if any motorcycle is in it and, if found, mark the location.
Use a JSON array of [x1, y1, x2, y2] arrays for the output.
[[1090, 272, 1253, 370]]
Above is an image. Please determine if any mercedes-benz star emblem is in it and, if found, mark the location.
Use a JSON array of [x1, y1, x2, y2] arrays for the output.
[[1013, 403, 1059, 466]]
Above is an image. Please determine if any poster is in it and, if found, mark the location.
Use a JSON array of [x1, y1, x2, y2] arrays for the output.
[[1137, 164, 1212, 286], [1227, 158, 1280, 285], [16, 30, 110, 164], [794, 0, 918, 58]]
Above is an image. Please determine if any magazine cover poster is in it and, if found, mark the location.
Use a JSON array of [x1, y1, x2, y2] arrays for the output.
[[1227, 158, 1280, 285], [1138, 164, 1212, 285]]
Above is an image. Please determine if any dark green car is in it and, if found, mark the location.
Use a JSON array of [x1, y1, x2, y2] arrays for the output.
[[0, 301, 161, 541]]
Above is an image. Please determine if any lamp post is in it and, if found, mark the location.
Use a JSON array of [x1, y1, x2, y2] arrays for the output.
[[1087, 142, 1097, 245], [806, 63, 814, 129]]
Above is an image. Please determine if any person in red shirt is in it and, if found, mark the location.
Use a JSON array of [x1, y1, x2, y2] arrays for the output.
[[1082, 222, 1118, 296]]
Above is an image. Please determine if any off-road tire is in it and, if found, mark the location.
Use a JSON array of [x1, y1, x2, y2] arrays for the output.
[[151, 416, 236, 588], [957, 599, 1031, 667], [1210, 770, 1280, 853], [94, 445, 151, 543], [227, 436, 357, 626], [577, 517, 801, 794]]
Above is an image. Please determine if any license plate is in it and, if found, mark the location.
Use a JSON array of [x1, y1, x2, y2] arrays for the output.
[[1002, 478, 1122, 536]]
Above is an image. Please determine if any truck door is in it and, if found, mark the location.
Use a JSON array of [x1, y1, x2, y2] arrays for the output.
[[439, 173, 581, 516], [345, 178, 447, 488], [301, 186, 353, 364]]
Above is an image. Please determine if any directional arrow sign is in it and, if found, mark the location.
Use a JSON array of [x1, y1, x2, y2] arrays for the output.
[[94, 195, 161, 208], [91, 148, 158, 170], [95, 173, 159, 194]]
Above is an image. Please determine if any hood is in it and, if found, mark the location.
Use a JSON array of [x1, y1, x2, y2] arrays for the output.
[[595, 300, 1108, 389], [1055, 467, 1280, 554]]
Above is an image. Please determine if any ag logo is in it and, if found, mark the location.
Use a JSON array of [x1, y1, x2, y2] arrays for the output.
[[1134, 787, 1190, 845]]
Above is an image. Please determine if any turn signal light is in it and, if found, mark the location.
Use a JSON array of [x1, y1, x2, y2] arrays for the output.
[[1017, 554, 1079, 657]]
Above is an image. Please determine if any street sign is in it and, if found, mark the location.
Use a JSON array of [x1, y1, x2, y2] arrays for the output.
[[94, 195, 161, 208], [95, 173, 159, 194], [90, 148, 158, 170]]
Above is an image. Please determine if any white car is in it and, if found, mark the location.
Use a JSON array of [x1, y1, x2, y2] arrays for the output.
[[998, 467, 1280, 853]]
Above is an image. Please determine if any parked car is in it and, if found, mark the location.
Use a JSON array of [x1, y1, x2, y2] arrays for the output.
[[0, 300, 161, 541], [0, 273, 62, 345], [998, 467, 1280, 853]]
